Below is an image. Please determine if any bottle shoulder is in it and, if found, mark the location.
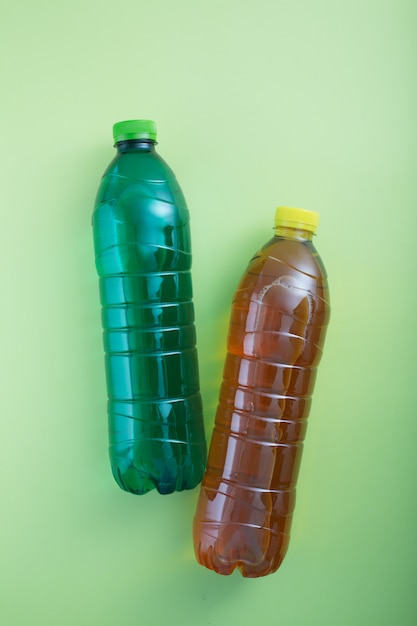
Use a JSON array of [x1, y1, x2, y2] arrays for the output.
[[231, 236, 331, 350], [253, 236, 328, 282], [236, 236, 330, 309], [103, 149, 176, 183], [94, 149, 187, 213]]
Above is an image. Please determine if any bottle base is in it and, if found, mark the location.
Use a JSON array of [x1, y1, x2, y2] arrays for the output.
[[193, 519, 289, 577], [194, 541, 286, 578], [111, 455, 206, 495]]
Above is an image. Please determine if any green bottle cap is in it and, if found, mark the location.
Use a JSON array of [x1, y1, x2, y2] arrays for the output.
[[112, 119, 157, 143]]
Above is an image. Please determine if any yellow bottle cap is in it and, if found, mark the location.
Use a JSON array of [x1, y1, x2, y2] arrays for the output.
[[274, 206, 319, 234]]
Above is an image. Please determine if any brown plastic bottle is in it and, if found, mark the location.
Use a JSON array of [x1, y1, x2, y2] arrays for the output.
[[193, 207, 330, 577]]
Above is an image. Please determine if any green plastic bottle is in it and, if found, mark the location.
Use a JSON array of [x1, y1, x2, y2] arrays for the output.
[[92, 120, 206, 495]]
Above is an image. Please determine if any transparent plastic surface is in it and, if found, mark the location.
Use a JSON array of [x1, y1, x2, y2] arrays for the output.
[[193, 228, 330, 575], [93, 139, 206, 494]]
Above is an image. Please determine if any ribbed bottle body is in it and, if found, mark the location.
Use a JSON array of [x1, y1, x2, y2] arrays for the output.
[[193, 235, 330, 575], [93, 144, 206, 494]]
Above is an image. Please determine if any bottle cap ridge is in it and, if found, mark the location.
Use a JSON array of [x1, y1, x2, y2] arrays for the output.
[[113, 120, 157, 143], [275, 206, 319, 234]]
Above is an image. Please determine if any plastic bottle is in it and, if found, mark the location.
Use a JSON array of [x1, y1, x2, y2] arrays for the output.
[[193, 207, 330, 576], [92, 120, 206, 495]]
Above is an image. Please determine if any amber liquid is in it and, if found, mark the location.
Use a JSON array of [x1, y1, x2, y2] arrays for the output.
[[193, 230, 330, 577]]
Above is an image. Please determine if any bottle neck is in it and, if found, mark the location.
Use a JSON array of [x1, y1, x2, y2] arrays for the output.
[[115, 139, 157, 153], [274, 225, 314, 241]]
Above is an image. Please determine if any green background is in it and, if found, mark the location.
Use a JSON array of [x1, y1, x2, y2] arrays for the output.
[[1, 1, 416, 624]]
